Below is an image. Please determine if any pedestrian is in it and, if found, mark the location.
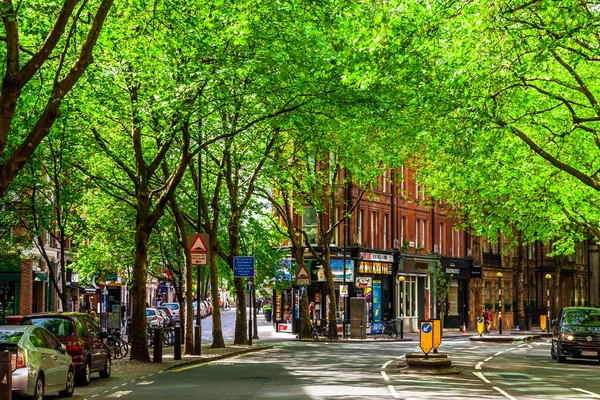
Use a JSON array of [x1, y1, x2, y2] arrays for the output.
[[309, 302, 315, 321], [120, 302, 127, 328], [483, 308, 492, 334], [256, 298, 262, 314]]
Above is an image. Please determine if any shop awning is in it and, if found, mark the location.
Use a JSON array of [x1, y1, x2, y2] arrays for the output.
[[66, 282, 86, 290], [0, 273, 21, 281]]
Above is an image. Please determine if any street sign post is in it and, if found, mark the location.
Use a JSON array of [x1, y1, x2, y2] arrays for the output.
[[188, 233, 209, 265], [420, 321, 433, 358], [339, 285, 348, 298], [477, 316, 485, 336], [295, 263, 311, 286]]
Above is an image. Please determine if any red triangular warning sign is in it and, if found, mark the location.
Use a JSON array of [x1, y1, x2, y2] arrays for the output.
[[190, 234, 208, 253], [296, 265, 310, 279]]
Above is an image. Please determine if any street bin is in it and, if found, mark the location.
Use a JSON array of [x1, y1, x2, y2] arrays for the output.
[[0, 350, 11, 400], [264, 306, 272, 322], [395, 318, 403, 339]]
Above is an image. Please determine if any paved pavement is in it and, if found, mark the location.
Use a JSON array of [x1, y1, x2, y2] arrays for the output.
[[65, 312, 551, 399]]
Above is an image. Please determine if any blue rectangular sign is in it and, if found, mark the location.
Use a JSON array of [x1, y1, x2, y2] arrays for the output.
[[234, 256, 255, 278]]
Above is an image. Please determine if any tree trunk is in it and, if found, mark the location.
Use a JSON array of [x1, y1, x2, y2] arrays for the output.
[[300, 288, 311, 339], [209, 249, 225, 348], [233, 278, 248, 345], [129, 226, 150, 362], [515, 243, 525, 329], [322, 247, 338, 340]]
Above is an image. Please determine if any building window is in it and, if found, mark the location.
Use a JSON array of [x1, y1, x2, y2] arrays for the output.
[[439, 223, 444, 254], [457, 230, 461, 257], [332, 208, 339, 246], [421, 220, 426, 249], [415, 180, 419, 201], [303, 207, 318, 245], [400, 167, 405, 197], [370, 211, 376, 248], [356, 209, 363, 245], [451, 230, 455, 257], [401, 216, 406, 245], [383, 214, 388, 250], [382, 170, 387, 193], [416, 219, 420, 248]]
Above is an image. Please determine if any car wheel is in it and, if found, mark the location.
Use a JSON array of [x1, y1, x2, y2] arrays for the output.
[[59, 367, 75, 397], [78, 360, 92, 386], [100, 355, 111, 378], [33, 374, 44, 400], [551, 341, 557, 359], [556, 345, 566, 363]]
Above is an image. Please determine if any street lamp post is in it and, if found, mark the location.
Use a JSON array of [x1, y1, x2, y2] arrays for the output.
[[497, 272, 503, 335], [545, 274, 552, 333], [398, 276, 405, 339]]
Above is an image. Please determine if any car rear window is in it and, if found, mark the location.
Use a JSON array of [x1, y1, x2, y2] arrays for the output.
[[0, 330, 23, 344], [22, 317, 75, 337], [164, 303, 179, 311], [146, 309, 155, 316], [563, 309, 600, 326]]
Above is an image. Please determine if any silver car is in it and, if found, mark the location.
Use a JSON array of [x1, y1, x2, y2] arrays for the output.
[[0, 325, 75, 399]]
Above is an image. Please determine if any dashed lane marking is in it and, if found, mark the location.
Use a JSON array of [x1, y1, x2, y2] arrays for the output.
[[475, 362, 483, 370], [484, 357, 493, 362], [493, 386, 517, 400], [105, 391, 133, 398], [382, 360, 393, 369], [494, 351, 504, 356], [573, 388, 600, 398], [137, 381, 154, 385], [381, 371, 389, 381]]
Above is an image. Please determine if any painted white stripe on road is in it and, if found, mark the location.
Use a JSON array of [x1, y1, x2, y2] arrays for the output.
[[475, 362, 483, 370], [137, 381, 154, 385], [388, 385, 401, 399], [494, 386, 517, 400], [485, 357, 493, 362], [381, 371, 390, 381], [382, 360, 393, 369], [494, 351, 503, 356], [473, 372, 491, 384], [105, 391, 132, 398], [573, 388, 600, 398]]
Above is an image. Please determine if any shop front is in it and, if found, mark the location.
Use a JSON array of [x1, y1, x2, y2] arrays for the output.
[[440, 257, 472, 329], [397, 255, 437, 333]]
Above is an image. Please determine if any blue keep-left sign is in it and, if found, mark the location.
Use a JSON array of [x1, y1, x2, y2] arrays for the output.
[[422, 322, 432, 333], [234, 256, 255, 278]]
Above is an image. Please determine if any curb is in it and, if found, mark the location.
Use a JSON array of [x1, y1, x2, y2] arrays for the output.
[[164, 345, 271, 371]]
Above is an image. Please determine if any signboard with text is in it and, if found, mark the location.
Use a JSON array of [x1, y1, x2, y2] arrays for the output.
[[234, 256, 255, 278]]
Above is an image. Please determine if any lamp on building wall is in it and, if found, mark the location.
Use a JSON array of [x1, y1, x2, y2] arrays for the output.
[[545, 274, 552, 333], [398, 275, 405, 339], [497, 272, 503, 335]]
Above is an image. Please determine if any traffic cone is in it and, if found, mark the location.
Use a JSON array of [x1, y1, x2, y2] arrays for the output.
[[461, 323, 467, 334]]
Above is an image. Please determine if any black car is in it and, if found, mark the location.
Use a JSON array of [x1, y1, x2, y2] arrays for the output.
[[551, 307, 600, 363], [20, 312, 111, 385]]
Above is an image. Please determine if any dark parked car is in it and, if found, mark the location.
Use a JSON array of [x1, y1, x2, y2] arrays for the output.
[[551, 307, 600, 363], [20, 312, 111, 385]]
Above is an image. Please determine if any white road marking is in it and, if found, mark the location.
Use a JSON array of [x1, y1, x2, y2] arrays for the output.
[[494, 386, 517, 400], [105, 391, 132, 398], [485, 357, 493, 362], [381, 371, 390, 381], [382, 360, 393, 369], [137, 381, 154, 385], [473, 371, 491, 383], [573, 388, 600, 398], [494, 351, 503, 356], [475, 362, 483, 370], [518, 344, 528, 347], [388, 385, 401, 399]]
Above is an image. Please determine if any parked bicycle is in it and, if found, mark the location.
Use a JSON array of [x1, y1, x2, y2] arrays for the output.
[[311, 319, 329, 340], [107, 331, 129, 359], [382, 319, 400, 339]]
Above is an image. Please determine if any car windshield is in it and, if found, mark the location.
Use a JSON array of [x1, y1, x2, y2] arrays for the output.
[[563, 309, 600, 326], [21, 317, 75, 337], [146, 309, 154, 316], [0, 330, 24, 344], [164, 303, 179, 311]]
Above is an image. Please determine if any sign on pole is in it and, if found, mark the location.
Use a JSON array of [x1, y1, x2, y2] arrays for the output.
[[246, 279, 254, 292], [295, 263, 311, 286], [420, 321, 433, 356], [540, 314, 547, 331], [340, 285, 348, 298], [477, 316, 485, 336], [431, 319, 441, 350], [234, 256, 255, 278], [187, 233, 209, 265]]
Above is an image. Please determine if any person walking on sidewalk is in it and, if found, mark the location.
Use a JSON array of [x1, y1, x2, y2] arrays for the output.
[[483, 308, 492, 334]]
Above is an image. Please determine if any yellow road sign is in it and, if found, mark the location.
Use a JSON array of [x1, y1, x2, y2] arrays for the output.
[[540, 314, 547, 331], [432, 319, 441, 350], [420, 321, 433, 355], [477, 316, 485, 336]]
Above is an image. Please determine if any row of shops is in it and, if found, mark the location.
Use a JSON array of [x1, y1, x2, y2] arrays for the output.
[[271, 249, 481, 335]]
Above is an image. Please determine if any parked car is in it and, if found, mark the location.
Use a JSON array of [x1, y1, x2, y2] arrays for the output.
[[552, 306, 600, 363], [0, 325, 75, 398], [156, 306, 177, 326], [20, 312, 111, 386], [156, 308, 172, 327], [146, 308, 164, 327], [163, 302, 183, 319]]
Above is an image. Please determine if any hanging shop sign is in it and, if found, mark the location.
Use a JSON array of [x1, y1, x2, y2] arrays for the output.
[[360, 252, 394, 262], [355, 276, 372, 288], [359, 261, 392, 275]]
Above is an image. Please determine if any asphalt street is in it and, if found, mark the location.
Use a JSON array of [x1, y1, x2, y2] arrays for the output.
[[66, 336, 600, 400]]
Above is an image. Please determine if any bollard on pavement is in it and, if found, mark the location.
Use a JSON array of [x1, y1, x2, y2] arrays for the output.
[[0, 350, 11, 400], [153, 327, 163, 363], [194, 325, 201, 355], [174, 326, 181, 360]]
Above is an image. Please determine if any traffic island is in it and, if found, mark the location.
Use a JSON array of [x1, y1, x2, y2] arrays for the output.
[[400, 352, 460, 375]]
